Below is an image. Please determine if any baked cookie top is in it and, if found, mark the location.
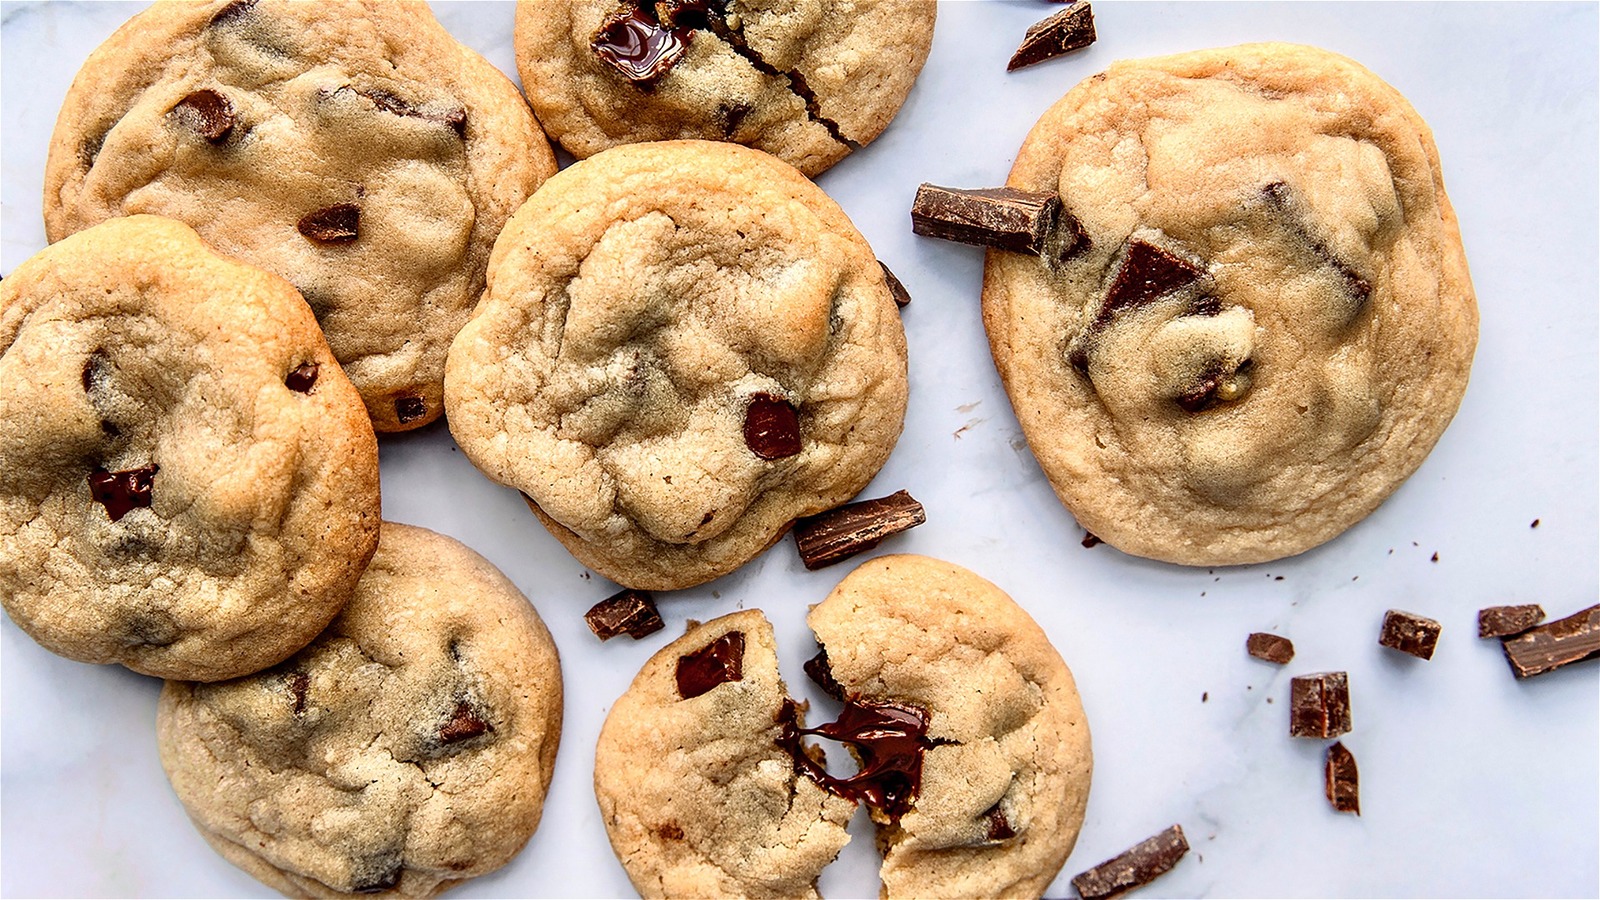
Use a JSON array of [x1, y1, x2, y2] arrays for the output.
[[43, 0, 556, 432], [445, 140, 908, 590], [981, 43, 1478, 565], [157, 522, 563, 899], [514, 0, 935, 176], [0, 215, 380, 682]]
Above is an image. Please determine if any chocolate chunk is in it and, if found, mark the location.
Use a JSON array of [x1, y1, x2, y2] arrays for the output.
[[584, 589, 664, 641], [285, 362, 319, 393], [1478, 604, 1545, 639], [879, 261, 911, 308], [357, 88, 467, 137], [592, 3, 692, 85], [1081, 531, 1102, 548], [1246, 632, 1294, 664], [777, 696, 936, 820], [88, 464, 158, 522], [911, 184, 1087, 266], [676, 630, 745, 699], [743, 393, 801, 460], [792, 490, 925, 570], [1378, 609, 1441, 660], [1100, 240, 1206, 323], [438, 698, 492, 744], [984, 804, 1017, 841], [1261, 181, 1372, 308], [286, 672, 310, 715], [803, 646, 846, 701], [394, 395, 426, 424], [208, 0, 258, 28], [1007, 1, 1095, 71], [699, 13, 860, 150], [1071, 824, 1190, 900], [1289, 671, 1351, 739], [1325, 741, 1360, 815], [298, 204, 360, 243], [1501, 604, 1600, 679], [171, 89, 235, 143]]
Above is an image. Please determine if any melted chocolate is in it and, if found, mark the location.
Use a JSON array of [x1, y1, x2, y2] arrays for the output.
[[592, 3, 692, 85], [439, 699, 492, 744], [285, 362, 319, 393], [984, 804, 1017, 841], [743, 393, 801, 459], [803, 647, 846, 701], [777, 696, 936, 820], [676, 631, 745, 699], [87, 464, 157, 522]]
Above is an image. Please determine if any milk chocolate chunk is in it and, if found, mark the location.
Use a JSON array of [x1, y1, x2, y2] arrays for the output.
[[438, 698, 492, 744], [297, 204, 360, 243], [1478, 604, 1545, 639], [1289, 671, 1351, 739], [1007, 1, 1095, 71], [777, 696, 936, 820], [592, 2, 691, 85], [394, 395, 426, 424], [584, 589, 664, 641], [793, 490, 925, 570], [1501, 603, 1600, 679], [1325, 741, 1360, 815], [743, 393, 801, 459], [1246, 632, 1294, 664], [285, 362, 319, 393], [910, 184, 1087, 265], [1071, 824, 1190, 900], [1378, 609, 1441, 660], [171, 89, 235, 143], [879, 261, 912, 308], [676, 630, 745, 698], [88, 464, 158, 522]]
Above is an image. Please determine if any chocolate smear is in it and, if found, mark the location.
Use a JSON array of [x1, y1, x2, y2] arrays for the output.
[[1325, 741, 1360, 815], [298, 204, 360, 243], [285, 362, 319, 393], [88, 464, 158, 522], [171, 89, 235, 143], [777, 696, 937, 820], [1289, 671, 1351, 739], [793, 490, 925, 570], [438, 698, 492, 744], [743, 393, 801, 459], [1007, 1, 1095, 71], [1071, 824, 1190, 900], [1478, 604, 1545, 639], [1501, 603, 1600, 678], [584, 589, 664, 641], [350, 851, 404, 894], [879, 261, 912, 308], [1247, 632, 1295, 665], [911, 184, 1087, 266], [676, 630, 745, 698], [1378, 609, 1441, 660]]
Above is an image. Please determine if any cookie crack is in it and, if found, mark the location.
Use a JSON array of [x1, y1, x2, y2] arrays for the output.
[[699, 16, 862, 151]]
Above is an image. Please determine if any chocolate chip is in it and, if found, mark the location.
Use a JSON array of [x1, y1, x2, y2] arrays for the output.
[[297, 204, 360, 243], [911, 184, 1087, 266], [592, 3, 692, 85], [439, 698, 492, 744], [984, 804, 1017, 841], [1325, 741, 1360, 815], [88, 464, 157, 522], [1378, 609, 1442, 660], [802, 646, 846, 701], [285, 362, 319, 394], [1500, 603, 1600, 679], [1289, 671, 1351, 739], [171, 89, 235, 143], [792, 490, 925, 570], [879, 261, 911, 308], [1071, 825, 1190, 900], [1007, 0, 1095, 71], [1477, 604, 1545, 639], [208, 0, 258, 28], [394, 395, 427, 424], [1246, 632, 1295, 664], [676, 631, 745, 699], [743, 393, 801, 460], [286, 672, 310, 715], [584, 589, 664, 641], [777, 696, 938, 820]]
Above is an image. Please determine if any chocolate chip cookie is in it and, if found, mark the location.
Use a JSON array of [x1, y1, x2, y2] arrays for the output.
[[514, 0, 936, 176], [0, 215, 380, 682], [445, 140, 908, 590], [157, 522, 563, 899], [981, 43, 1478, 565], [43, 0, 557, 432]]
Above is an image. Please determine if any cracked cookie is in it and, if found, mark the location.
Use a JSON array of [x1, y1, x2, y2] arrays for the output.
[[980, 43, 1478, 565], [43, 0, 557, 432], [594, 555, 1092, 898], [444, 140, 908, 590], [514, 0, 936, 176], [157, 522, 563, 899], [0, 215, 380, 682]]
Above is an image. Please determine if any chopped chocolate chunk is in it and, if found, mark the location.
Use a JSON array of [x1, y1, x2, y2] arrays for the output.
[[1246, 632, 1294, 665], [1261, 181, 1372, 308], [285, 362, 319, 393], [1099, 240, 1206, 323], [1478, 604, 1545, 639], [676, 630, 745, 698], [1378, 609, 1441, 660], [1325, 741, 1360, 815], [208, 0, 258, 28], [286, 672, 310, 715], [1082, 531, 1102, 548], [88, 464, 158, 522], [298, 204, 360, 243], [394, 395, 427, 424], [170, 89, 235, 143], [743, 393, 801, 459], [793, 490, 924, 570], [879, 261, 911, 308], [911, 184, 1087, 266], [1007, 1, 1095, 71], [592, 2, 692, 85], [584, 589, 664, 641], [777, 696, 937, 820], [438, 698, 492, 744], [803, 646, 846, 701], [1071, 824, 1190, 900], [984, 804, 1017, 841], [1289, 671, 1351, 739], [1501, 604, 1600, 679]]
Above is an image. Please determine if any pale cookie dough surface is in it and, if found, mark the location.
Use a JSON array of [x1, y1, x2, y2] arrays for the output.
[[594, 610, 855, 899], [158, 522, 564, 899], [445, 140, 908, 590], [982, 43, 1478, 566], [43, 0, 556, 432], [0, 215, 380, 682], [514, 0, 935, 176]]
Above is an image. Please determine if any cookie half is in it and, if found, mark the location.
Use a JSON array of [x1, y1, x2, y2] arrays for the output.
[[44, 0, 557, 431], [1, 215, 380, 682], [158, 522, 563, 899], [445, 140, 908, 590], [514, 0, 935, 176], [981, 43, 1478, 565]]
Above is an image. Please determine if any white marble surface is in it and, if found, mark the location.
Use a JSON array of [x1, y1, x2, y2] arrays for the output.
[[2, 2, 1597, 897]]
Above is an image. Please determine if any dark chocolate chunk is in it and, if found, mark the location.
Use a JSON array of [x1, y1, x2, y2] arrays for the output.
[[171, 89, 235, 143], [1246, 632, 1294, 665], [743, 393, 801, 460], [1325, 741, 1360, 815], [984, 804, 1017, 841], [1007, 0, 1095, 71], [803, 646, 846, 701], [438, 698, 492, 744], [395, 395, 427, 424], [1081, 531, 1102, 548], [286, 672, 310, 715], [676, 630, 745, 699], [298, 204, 360, 243], [592, 3, 692, 85], [285, 362, 319, 393], [1261, 181, 1372, 308], [792, 490, 924, 570], [1378, 609, 1441, 660], [584, 589, 664, 641], [1099, 240, 1206, 323], [777, 696, 937, 820], [88, 464, 158, 522], [1501, 604, 1600, 679], [1478, 604, 1545, 639], [208, 0, 258, 28], [911, 184, 1087, 266], [879, 261, 912, 308], [1289, 671, 1351, 739], [1071, 824, 1190, 900]]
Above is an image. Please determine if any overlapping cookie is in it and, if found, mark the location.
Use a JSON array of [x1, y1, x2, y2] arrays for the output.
[[0, 215, 380, 682], [158, 523, 563, 899], [44, 0, 557, 431], [445, 140, 908, 590], [515, 0, 936, 176]]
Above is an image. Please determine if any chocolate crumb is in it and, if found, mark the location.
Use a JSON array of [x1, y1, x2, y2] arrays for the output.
[[793, 490, 924, 570], [1072, 824, 1189, 900], [584, 589, 664, 641], [1201, 692, 1208, 703], [1325, 741, 1360, 815], [1531, 518, 1540, 528], [298, 204, 360, 243], [1501, 604, 1600, 678], [1378, 609, 1441, 660], [1007, 0, 1095, 71], [1477, 604, 1545, 639], [1289, 671, 1351, 739], [1246, 632, 1294, 665], [1431, 552, 1439, 563]]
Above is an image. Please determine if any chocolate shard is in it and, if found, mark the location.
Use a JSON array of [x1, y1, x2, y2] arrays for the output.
[[88, 464, 158, 522], [1071, 824, 1190, 900], [1246, 632, 1294, 665], [1478, 604, 1546, 639], [803, 646, 846, 701], [395, 395, 427, 424], [171, 89, 235, 143], [1325, 741, 1360, 815], [1501, 604, 1600, 679], [1378, 609, 1441, 660], [438, 698, 492, 744], [910, 184, 1087, 266], [592, 3, 691, 85], [1289, 671, 1351, 739], [298, 204, 360, 243], [743, 393, 802, 460], [285, 362, 319, 393], [1007, 1, 1095, 71], [879, 261, 911, 308], [676, 630, 745, 699], [584, 589, 664, 641], [793, 490, 925, 570]]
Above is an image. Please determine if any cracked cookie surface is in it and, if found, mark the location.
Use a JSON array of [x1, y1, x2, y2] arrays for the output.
[[0, 215, 379, 682], [43, 0, 556, 432], [982, 43, 1478, 565], [514, 0, 935, 176], [444, 140, 908, 590], [158, 522, 563, 899]]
